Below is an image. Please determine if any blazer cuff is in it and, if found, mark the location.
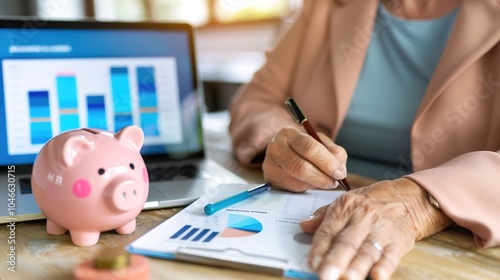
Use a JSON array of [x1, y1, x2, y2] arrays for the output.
[[404, 151, 500, 248]]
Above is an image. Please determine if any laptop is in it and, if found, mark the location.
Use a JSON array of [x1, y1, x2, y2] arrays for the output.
[[0, 18, 246, 224]]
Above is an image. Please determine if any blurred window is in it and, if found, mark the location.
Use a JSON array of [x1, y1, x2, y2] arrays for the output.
[[35, 0, 84, 19], [150, 0, 210, 26], [94, 0, 148, 21], [94, 0, 301, 26], [213, 0, 290, 23]]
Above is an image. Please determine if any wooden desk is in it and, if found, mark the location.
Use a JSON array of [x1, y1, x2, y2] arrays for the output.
[[2, 126, 500, 280]]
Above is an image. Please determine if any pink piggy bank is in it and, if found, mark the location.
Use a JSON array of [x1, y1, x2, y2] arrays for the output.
[[31, 125, 149, 246]]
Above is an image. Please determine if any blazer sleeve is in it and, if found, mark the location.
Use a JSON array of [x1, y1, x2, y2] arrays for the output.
[[228, 1, 316, 166], [405, 150, 500, 248]]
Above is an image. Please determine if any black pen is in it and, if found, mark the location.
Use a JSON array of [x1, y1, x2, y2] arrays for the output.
[[285, 98, 351, 191]]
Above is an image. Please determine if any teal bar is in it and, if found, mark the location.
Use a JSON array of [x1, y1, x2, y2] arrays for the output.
[[111, 67, 132, 114], [60, 114, 80, 132], [56, 75, 78, 109]]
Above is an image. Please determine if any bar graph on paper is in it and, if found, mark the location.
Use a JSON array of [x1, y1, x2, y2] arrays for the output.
[[169, 214, 264, 243], [2, 57, 182, 156], [169, 225, 220, 243]]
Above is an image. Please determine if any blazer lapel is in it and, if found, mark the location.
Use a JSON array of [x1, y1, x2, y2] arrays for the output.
[[329, 0, 379, 131], [413, 0, 500, 124]]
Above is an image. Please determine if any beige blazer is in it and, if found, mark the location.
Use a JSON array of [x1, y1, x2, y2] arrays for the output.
[[229, 0, 500, 248]]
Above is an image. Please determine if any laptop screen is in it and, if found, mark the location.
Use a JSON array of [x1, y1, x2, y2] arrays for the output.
[[0, 19, 204, 167]]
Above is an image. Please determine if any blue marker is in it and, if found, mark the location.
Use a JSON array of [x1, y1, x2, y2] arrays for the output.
[[204, 183, 270, 215]]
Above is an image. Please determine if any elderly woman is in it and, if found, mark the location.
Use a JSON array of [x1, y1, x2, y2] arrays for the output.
[[229, 0, 500, 279]]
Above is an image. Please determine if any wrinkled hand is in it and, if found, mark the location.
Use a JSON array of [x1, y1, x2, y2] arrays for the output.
[[300, 178, 454, 280], [263, 127, 348, 192]]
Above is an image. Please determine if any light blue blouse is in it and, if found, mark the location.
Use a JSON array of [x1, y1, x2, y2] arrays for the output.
[[335, 3, 459, 180]]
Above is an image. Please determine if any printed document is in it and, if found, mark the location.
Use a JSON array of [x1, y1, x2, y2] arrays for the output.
[[127, 184, 343, 279]]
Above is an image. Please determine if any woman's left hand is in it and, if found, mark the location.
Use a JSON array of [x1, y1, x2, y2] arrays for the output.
[[300, 178, 454, 280]]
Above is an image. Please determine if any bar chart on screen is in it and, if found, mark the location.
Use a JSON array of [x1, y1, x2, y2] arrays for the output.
[[2, 57, 182, 156]]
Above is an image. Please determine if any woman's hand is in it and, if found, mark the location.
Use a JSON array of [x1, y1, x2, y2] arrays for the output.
[[263, 127, 348, 192], [300, 178, 454, 280]]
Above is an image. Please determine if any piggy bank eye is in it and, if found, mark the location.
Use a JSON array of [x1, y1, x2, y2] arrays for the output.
[[129, 163, 135, 170], [98, 168, 105, 175]]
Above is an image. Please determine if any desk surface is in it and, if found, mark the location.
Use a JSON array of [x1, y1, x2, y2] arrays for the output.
[[2, 121, 500, 280]]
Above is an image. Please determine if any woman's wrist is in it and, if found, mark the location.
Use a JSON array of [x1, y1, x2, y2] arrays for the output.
[[394, 178, 455, 240]]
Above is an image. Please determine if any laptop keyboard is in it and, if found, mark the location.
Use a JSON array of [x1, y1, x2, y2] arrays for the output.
[[15, 164, 201, 195], [147, 164, 199, 182], [19, 178, 33, 194]]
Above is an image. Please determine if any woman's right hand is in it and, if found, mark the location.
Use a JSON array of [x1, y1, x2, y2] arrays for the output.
[[263, 127, 348, 192]]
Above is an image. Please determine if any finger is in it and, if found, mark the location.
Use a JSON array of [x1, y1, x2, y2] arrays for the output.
[[299, 205, 329, 234], [275, 128, 344, 174], [318, 133, 348, 165], [343, 239, 384, 280], [263, 154, 312, 192], [309, 194, 372, 276], [316, 219, 371, 279], [286, 132, 346, 181], [305, 197, 361, 271], [370, 242, 413, 280], [267, 132, 338, 190]]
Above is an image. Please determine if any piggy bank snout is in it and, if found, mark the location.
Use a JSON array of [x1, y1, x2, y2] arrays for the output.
[[105, 179, 143, 212]]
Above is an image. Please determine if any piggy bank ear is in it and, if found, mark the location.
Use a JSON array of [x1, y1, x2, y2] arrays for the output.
[[62, 135, 94, 167], [116, 125, 144, 151]]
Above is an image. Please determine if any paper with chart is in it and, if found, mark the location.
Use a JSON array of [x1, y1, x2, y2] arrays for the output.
[[127, 184, 343, 278]]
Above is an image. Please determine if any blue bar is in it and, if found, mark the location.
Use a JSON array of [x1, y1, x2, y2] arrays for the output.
[[110, 66, 132, 114], [140, 112, 159, 136], [181, 228, 200, 240], [56, 74, 80, 131], [30, 122, 52, 144], [28, 91, 50, 118], [114, 114, 133, 132], [60, 114, 80, 132], [192, 229, 210, 241], [28, 90, 52, 144], [56, 75, 78, 109], [111, 67, 128, 74], [111, 66, 132, 132], [203, 232, 219, 243], [170, 225, 191, 239], [87, 95, 107, 129], [137, 67, 157, 108]]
